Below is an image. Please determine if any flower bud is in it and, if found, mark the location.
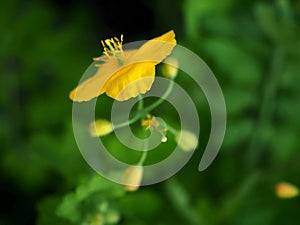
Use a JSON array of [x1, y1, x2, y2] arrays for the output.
[[105, 210, 120, 224], [175, 130, 198, 152], [161, 57, 178, 79], [275, 182, 299, 199], [121, 166, 143, 192], [89, 119, 113, 137], [87, 214, 103, 225]]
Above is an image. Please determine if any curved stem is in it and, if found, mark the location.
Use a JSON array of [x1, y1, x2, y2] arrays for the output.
[[246, 47, 283, 168], [164, 178, 202, 225], [113, 78, 175, 130], [137, 94, 144, 111], [167, 123, 179, 136], [112, 113, 142, 129], [113, 95, 145, 129], [143, 79, 174, 112], [137, 130, 149, 166], [137, 150, 148, 166]]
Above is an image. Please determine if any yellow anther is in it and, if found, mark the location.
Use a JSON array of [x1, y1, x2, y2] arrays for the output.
[[141, 114, 168, 143], [100, 35, 124, 60], [141, 114, 160, 129]]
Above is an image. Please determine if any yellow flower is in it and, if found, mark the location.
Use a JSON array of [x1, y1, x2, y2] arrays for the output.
[[121, 166, 143, 192], [70, 30, 176, 102], [141, 114, 160, 129], [161, 57, 179, 79], [89, 119, 113, 137], [141, 114, 167, 142], [175, 130, 198, 151], [275, 182, 299, 199]]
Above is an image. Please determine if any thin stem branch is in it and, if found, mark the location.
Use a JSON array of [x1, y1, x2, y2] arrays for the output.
[[246, 47, 283, 168], [113, 78, 175, 130], [137, 130, 149, 166], [164, 178, 202, 225], [137, 94, 144, 111], [137, 150, 148, 166], [143, 79, 174, 112], [112, 113, 142, 129], [167, 123, 179, 136]]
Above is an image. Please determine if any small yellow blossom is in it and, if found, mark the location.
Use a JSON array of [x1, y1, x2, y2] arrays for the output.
[[161, 57, 179, 79], [275, 182, 299, 199], [89, 119, 113, 137], [70, 30, 176, 102], [87, 214, 103, 225], [141, 114, 167, 142], [141, 114, 160, 129], [105, 210, 120, 224], [175, 130, 198, 151], [121, 166, 143, 192]]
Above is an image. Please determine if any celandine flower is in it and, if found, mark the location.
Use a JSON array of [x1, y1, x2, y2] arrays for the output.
[[70, 30, 176, 102]]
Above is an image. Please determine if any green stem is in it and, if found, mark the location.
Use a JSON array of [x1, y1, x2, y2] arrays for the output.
[[137, 151, 148, 166], [113, 78, 175, 130], [143, 79, 174, 112], [113, 95, 145, 129], [164, 178, 202, 225], [137, 130, 149, 166], [137, 94, 144, 111], [167, 123, 179, 136], [246, 47, 283, 168], [113, 113, 142, 129]]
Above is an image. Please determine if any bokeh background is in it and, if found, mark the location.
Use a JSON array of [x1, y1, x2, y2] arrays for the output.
[[1, 0, 300, 224]]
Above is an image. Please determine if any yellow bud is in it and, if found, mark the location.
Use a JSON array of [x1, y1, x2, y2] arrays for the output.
[[87, 214, 103, 225], [161, 57, 178, 79], [105, 210, 120, 224], [89, 119, 113, 137], [175, 130, 198, 152], [121, 166, 143, 192], [275, 182, 299, 199]]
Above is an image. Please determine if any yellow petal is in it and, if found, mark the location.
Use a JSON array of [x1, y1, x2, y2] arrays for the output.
[[131, 30, 176, 64], [70, 50, 138, 102], [103, 62, 155, 101], [70, 30, 176, 102]]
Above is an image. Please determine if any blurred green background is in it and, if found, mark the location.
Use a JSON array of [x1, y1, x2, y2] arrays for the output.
[[1, 0, 300, 224]]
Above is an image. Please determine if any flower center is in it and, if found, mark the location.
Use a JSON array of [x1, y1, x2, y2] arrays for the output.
[[141, 114, 168, 142], [101, 35, 124, 65]]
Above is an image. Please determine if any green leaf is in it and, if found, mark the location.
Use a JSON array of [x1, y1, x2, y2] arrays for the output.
[[117, 190, 162, 219], [224, 87, 257, 116], [223, 119, 254, 150], [37, 196, 72, 225], [56, 194, 81, 223], [202, 38, 262, 86], [254, 3, 281, 42], [56, 174, 125, 223]]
